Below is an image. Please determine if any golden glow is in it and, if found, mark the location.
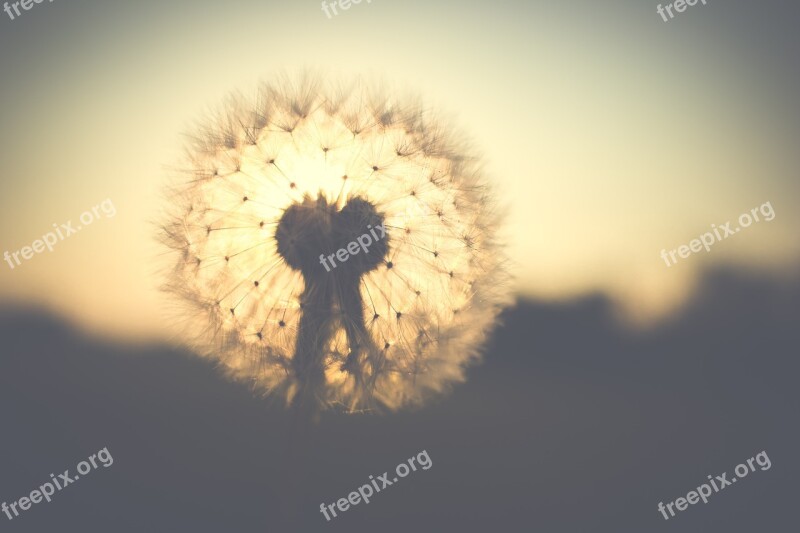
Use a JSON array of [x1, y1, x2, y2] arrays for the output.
[[161, 79, 511, 409], [0, 1, 798, 339]]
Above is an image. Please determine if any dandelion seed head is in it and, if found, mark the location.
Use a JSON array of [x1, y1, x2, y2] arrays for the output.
[[161, 74, 512, 412]]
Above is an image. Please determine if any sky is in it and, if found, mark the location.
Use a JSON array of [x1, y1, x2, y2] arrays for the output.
[[0, 0, 798, 339]]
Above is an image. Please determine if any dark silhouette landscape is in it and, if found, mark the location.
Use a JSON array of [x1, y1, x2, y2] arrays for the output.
[[1, 266, 798, 532]]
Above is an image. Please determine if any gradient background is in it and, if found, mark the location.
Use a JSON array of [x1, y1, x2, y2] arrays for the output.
[[1, 0, 798, 531]]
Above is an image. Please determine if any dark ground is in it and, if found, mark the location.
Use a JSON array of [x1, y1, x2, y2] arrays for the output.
[[1, 266, 798, 532]]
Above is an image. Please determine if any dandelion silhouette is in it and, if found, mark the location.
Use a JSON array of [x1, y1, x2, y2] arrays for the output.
[[161, 74, 511, 413]]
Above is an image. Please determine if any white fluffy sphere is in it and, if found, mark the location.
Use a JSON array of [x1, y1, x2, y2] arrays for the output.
[[161, 74, 511, 412]]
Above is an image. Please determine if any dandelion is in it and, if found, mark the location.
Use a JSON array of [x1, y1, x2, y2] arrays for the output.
[[161, 73, 512, 413]]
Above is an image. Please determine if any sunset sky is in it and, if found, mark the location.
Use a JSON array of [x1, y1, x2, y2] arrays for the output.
[[1, 0, 798, 340]]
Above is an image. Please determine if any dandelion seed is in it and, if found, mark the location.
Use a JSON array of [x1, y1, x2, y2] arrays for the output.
[[160, 73, 512, 413]]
